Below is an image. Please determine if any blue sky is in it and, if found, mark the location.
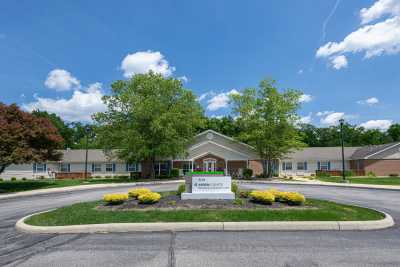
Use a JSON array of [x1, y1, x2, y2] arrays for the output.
[[1, 0, 399, 130]]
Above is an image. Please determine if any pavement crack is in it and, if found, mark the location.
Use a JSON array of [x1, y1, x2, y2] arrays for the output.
[[168, 231, 176, 267]]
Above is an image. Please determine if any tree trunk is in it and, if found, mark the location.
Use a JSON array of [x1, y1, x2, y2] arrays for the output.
[[0, 164, 6, 174], [150, 157, 156, 180], [267, 159, 273, 178]]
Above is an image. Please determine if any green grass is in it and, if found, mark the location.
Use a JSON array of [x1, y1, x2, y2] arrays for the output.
[[0, 177, 180, 194], [316, 176, 400, 185], [25, 198, 384, 226], [189, 171, 224, 175]]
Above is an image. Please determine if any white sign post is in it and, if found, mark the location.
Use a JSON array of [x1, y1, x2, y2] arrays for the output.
[[181, 176, 235, 200]]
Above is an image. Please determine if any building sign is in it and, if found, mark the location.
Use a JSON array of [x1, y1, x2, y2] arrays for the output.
[[192, 176, 232, 193]]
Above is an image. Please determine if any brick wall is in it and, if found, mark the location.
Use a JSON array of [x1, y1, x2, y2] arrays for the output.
[[363, 159, 400, 176], [249, 160, 263, 176]]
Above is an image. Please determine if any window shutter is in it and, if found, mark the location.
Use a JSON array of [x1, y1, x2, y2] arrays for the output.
[[33, 163, 36, 173], [304, 161, 308, 170], [137, 163, 141, 172], [126, 163, 129, 172], [317, 161, 320, 170], [91, 163, 94, 172], [44, 164, 47, 172], [112, 163, 116, 173], [68, 164, 71, 172], [328, 161, 331, 170]]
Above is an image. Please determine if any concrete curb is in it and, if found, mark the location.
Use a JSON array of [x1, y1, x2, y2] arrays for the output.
[[0, 180, 184, 200], [237, 180, 400, 191], [16, 210, 394, 234]]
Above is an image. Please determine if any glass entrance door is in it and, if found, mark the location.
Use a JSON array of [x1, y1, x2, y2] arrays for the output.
[[203, 159, 216, 172]]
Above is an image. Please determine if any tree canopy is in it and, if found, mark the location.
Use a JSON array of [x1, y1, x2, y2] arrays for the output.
[[231, 79, 305, 177], [93, 72, 204, 178], [0, 103, 63, 173]]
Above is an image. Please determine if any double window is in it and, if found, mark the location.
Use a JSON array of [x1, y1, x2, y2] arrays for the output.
[[33, 163, 47, 173], [105, 163, 115, 172], [92, 163, 102, 172], [282, 162, 293, 171], [60, 163, 70, 172], [297, 162, 308, 171], [126, 163, 139, 172], [319, 161, 331, 171]]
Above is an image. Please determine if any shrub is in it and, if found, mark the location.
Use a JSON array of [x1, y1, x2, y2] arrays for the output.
[[170, 168, 180, 178], [233, 198, 244, 205], [11, 177, 17, 181], [231, 182, 239, 195], [249, 190, 275, 205], [239, 191, 250, 198], [243, 168, 253, 179], [281, 192, 306, 206], [344, 170, 354, 177], [267, 188, 285, 202], [367, 171, 376, 177], [316, 171, 330, 178], [103, 193, 129, 205], [389, 173, 399, 177], [22, 177, 27, 181], [138, 192, 161, 204], [39, 176, 45, 180], [177, 184, 186, 196], [0, 178, 3, 182], [128, 188, 152, 199]]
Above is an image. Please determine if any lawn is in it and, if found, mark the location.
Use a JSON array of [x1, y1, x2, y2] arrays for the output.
[[25, 198, 384, 226], [315, 176, 400, 185], [0, 177, 179, 194]]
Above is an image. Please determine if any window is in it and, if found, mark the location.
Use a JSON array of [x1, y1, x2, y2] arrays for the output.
[[60, 163, 70, 172], [182, 162, 191, 174], [105, 163, 115, 172], [297, 162, 307, 171], [282, 162, 292, 171], [92, 163, 102, 172], [34, 163, 47, 173], [126, 163, 139, 172], [319, 161, 330, 171]]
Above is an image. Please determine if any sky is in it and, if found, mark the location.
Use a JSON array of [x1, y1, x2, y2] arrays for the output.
[[1, 0, 400, 130]]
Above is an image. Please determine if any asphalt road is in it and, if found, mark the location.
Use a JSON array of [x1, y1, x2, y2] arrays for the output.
[[1, 182, 400, 267]]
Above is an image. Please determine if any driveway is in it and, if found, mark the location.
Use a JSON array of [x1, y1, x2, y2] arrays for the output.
[[1, 182, 399, 267]]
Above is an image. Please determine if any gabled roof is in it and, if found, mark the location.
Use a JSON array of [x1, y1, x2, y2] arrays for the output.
[[285, 147, 360, 161], [59, 149, 120, 163], [350, 142, 400, 160]]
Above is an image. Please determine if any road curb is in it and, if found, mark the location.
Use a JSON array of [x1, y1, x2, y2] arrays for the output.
[[237, 180, 400, 191], [0, 180, 184, 200], [16, 210, 394, 234]]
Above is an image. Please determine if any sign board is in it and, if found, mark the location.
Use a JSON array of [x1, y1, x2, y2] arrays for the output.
[[192, 176, 232, 193]]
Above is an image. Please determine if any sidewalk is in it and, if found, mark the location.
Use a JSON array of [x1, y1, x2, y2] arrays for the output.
[[238, 178, 400, 190], [0, 180, 184, 200]]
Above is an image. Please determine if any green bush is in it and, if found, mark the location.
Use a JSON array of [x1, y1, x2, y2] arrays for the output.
[[389, 173, 399, 177], [231, 182, 239, 195], [22, 177, 27, 181], [39, 176, 45, 180], [11, 177, 17, 181], [367, 171, 376, 177], [239, 191, 250, 198], [177, 184, 186, 196], [316, 171, 330, 178], [233, 198, 244, 205], [344, 170, 354, 177], [249, 190, 275, 205], [242, 168, 253, 179], [129, 172, 141, 179], [0, 178, 3, 182], [138, 192, 161, 204], [170, 168, 180, 178]]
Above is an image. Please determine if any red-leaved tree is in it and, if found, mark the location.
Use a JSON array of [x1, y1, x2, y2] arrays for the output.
[[0, 103, 64, 174]]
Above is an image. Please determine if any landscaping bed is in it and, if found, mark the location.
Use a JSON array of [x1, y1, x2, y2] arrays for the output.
[[25, 188, 385, 226]]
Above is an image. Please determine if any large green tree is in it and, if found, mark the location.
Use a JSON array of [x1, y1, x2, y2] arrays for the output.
[[0, 103, 63, 174], [94, 72, 204, 178], [388, 124, 400, 142], [231, 79, 305, 177]]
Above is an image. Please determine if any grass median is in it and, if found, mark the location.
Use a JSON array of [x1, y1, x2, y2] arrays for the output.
[[315, 176, 400, 185], [25, 198, 384, 226]]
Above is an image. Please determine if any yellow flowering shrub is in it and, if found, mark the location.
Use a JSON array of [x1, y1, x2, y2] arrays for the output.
[[267, 188, 286, 202], [249, 190, 275, 205], [128, 188, 152, 199], [281, 192, 306, 206], [103, 193, 129, 205], [138, 192, 161, 204]]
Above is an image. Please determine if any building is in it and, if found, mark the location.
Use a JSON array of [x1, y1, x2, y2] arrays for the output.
[[1, 130, 400, 180]]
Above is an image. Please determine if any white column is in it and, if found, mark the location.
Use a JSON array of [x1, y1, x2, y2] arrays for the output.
[[225, 160, 228, 175]]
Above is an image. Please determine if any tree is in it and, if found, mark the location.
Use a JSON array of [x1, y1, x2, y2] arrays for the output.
[[231, 79, 305, 177], [197, 116, 242, 137], [388, 124, 400, 142], [0, 103, 63, 174], [32, 110, 74, 148], [93, 72, 204, 179]]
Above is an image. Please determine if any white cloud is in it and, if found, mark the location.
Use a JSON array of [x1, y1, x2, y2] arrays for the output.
[[360, 0, 400, 25], [197, 91, 215, 102], [44, 69, 80, 91], [316, 110, 334, 116], [178, 76, 189, 83], [23, 83, 106, 122], [299, 94, 314, 103], [120, 50, 175, 78], [316, 0, 400, 68], [299, 113, 313, 124], [206, 89, 240, 111], [297, 69, 304, 75], [320, 112, 345, 125], [359, 119, 393, 130], [331, 55, 348, 69], [357, 97, 379, 105]]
